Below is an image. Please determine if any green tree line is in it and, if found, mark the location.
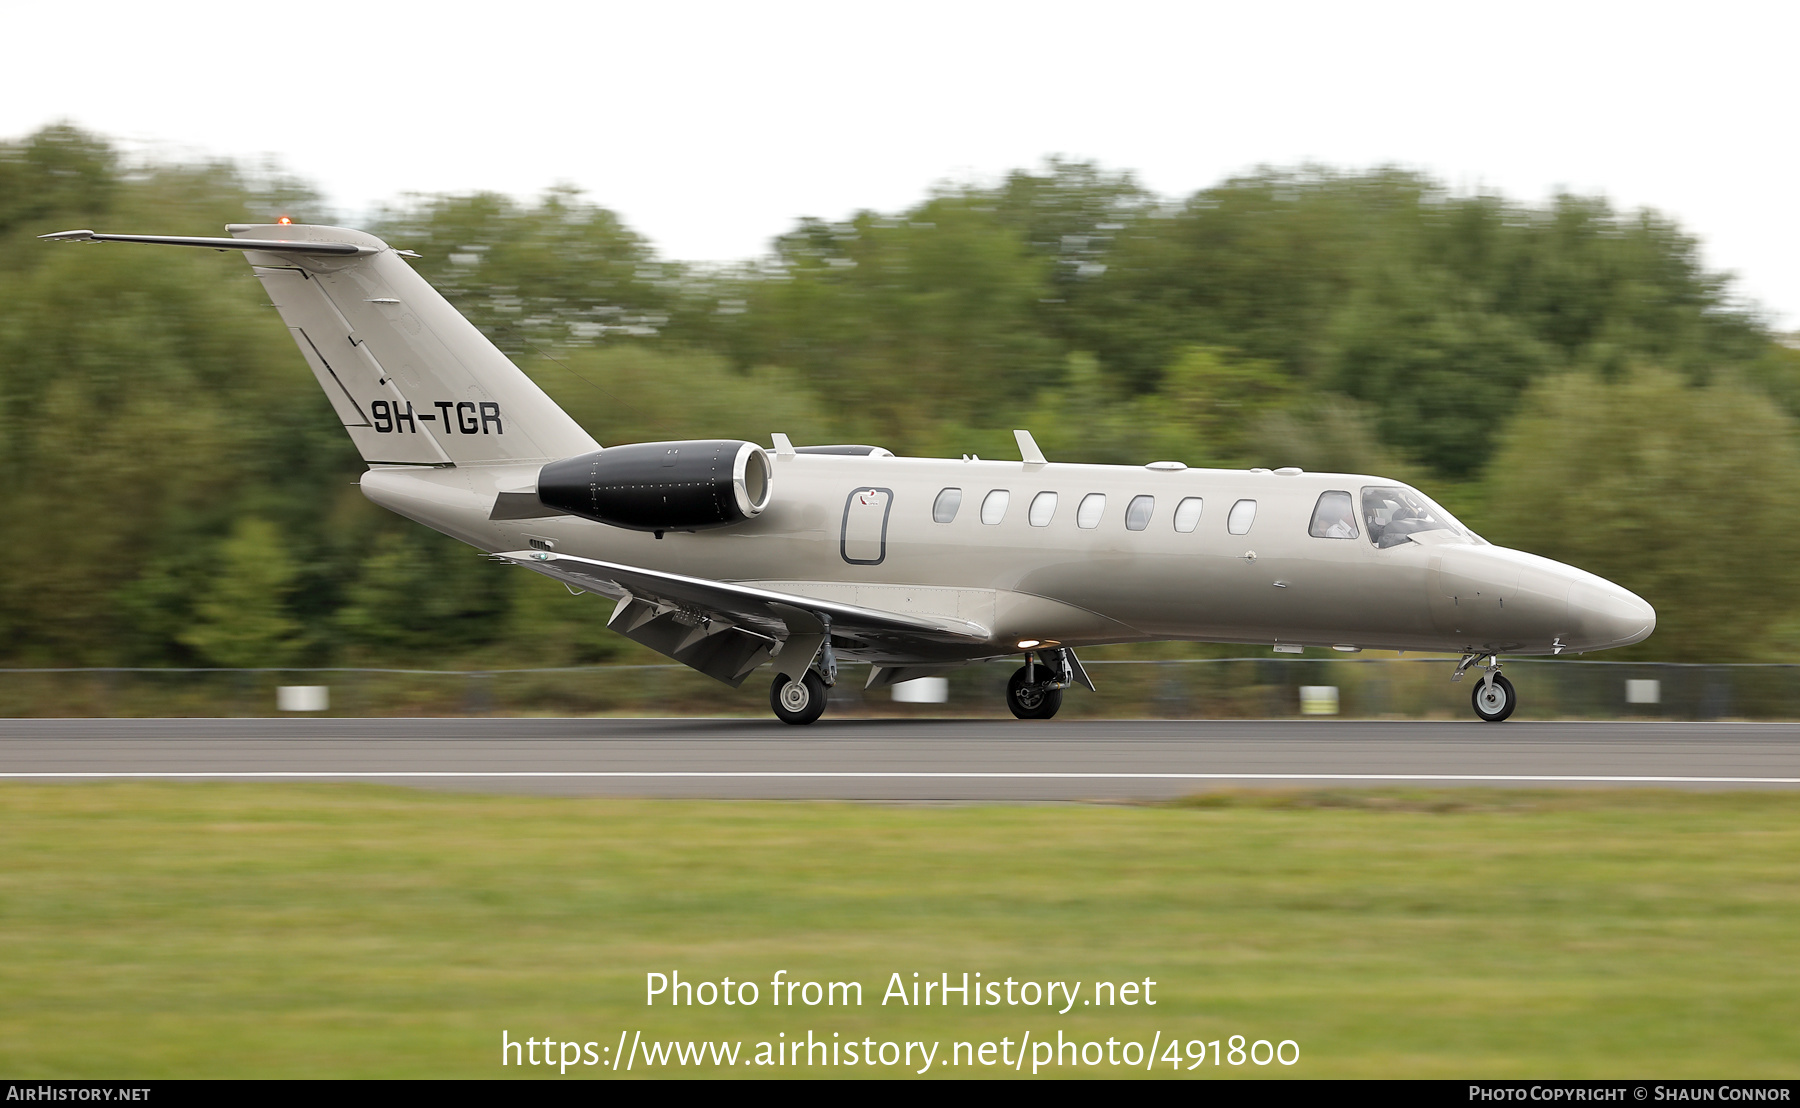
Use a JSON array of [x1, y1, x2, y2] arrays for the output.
[[3, 124, 1798, 666]]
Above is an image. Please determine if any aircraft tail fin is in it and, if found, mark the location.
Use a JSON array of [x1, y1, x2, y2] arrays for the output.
[[41, 223, 599, 467]]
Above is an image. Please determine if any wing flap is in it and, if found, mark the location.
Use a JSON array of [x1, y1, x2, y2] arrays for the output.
[[603, 597, 776, 687], [500, 550, 992, 645]]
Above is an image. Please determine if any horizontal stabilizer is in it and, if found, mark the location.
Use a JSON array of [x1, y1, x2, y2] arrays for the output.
[[39, 229, 377, 257]]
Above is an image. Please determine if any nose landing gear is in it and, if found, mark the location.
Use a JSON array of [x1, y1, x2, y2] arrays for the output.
[[1471, 673, 1517, 722], [1454, 653, 1517, 722]]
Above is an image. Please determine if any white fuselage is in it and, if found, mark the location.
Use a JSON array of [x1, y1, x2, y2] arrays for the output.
[[362, 452, 1656, 666]]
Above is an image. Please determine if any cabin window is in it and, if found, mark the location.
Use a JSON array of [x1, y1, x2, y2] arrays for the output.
[[1077, 493, 1106, 529], [980, 489, 1010, 525], [1029, 491, 1058, 527], [1227, 498, 1257, 535], [1308, 490, 1359, 539], [1125, 495, 1155, 531], [932, 487, 962, 523], [1173, 497, 1204, 533]]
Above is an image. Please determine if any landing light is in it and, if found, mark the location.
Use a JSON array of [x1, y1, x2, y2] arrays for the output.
[[1017, 639, 1042, 649]]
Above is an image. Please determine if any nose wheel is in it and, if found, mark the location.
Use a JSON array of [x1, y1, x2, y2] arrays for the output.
[[1455, 652, 1518, 722], [1471, 673, 1517, 722]]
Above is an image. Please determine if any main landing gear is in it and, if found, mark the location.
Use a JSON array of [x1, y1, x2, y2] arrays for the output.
[[770, 670, 828, 726], [769, 633, 1088, 725], [1007, 649, 1077, 720], [1453, 653, 1517, 722], [771, 620, 836, 726]]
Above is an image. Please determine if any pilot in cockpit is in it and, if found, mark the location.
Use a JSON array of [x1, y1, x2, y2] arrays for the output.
[[1310, 490, 1361, 539], [1321, 502, 1358, 538]]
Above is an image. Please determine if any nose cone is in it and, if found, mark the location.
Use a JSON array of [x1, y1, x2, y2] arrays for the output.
[[1566, 575, 1656, 649]]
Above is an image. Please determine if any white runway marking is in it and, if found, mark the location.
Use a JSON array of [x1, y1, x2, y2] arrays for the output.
[[4, 771, 1800, 785]]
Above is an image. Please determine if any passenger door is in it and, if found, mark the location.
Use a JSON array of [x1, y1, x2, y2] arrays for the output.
[[841, 487, 894, 565]]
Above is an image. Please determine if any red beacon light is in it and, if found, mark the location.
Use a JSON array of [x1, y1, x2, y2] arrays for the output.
[[276, 216, 292, 225]]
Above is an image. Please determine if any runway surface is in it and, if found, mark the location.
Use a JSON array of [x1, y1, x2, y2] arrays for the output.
[[3, 717, 1800, 798]]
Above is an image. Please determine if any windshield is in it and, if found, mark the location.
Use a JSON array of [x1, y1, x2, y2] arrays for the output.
[[1360, 486, 1485, 548]]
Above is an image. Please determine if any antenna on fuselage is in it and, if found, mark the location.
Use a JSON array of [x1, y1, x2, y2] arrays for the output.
[[1014, 429, 1047, 468]]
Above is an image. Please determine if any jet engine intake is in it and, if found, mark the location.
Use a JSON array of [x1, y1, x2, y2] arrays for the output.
[[536, 440, 772, 532]]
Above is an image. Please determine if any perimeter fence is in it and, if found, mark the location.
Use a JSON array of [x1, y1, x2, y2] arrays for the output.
[[0, 658, 1794, 721]]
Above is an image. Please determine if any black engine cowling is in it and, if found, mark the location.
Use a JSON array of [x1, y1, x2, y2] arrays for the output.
[[536, 440, 772, 532]]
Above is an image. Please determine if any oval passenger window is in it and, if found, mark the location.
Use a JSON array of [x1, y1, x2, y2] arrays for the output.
[[1125, 495, 1154, 531], [1029, 491, 1058, 527], [1076, 493, 1106, 529], [1173, 497, 1203, 533], [1227, 499, 1257, 535], [981, 489, 1010, 525], [932, 487, 962, 523]]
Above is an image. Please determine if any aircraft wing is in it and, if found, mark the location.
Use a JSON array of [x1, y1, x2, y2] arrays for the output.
[[496, 550, 991, 687]]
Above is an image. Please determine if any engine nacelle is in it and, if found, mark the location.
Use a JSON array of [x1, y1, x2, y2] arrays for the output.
[[536, 440, 772, 533]]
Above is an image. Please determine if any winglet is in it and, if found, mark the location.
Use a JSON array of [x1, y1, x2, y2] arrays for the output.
[[1014, 429, 1047, 466], [771, 432, 796, 458]]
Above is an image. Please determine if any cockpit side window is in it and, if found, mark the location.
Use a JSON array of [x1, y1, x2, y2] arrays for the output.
[[1308, 491, 1359, 539], [1360, 485, 1483, 548]]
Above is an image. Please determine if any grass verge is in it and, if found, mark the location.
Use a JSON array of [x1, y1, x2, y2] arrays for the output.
[[1, 784, 1796, 1077]]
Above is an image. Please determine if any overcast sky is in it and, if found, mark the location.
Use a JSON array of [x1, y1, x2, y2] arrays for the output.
[[7, 0, 1795, 324]]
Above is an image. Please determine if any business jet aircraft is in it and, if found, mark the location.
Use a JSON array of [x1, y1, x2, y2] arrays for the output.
[[42, 222, 1655, 724]]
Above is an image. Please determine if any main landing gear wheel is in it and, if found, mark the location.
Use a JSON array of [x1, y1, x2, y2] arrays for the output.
[[771, 670, 828, 726], [1006, 665, 1064, 720], [1472, 673, 1517, 722]]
